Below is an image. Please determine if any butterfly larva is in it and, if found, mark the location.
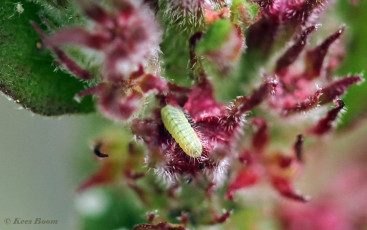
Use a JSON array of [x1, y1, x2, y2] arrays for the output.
[[161, 105, 202, 158]]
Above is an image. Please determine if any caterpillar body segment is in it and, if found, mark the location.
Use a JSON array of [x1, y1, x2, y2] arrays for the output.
[[161, 105, 203, 158]]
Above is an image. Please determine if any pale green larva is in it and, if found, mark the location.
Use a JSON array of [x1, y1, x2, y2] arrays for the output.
[[161, 105, 202, 158]]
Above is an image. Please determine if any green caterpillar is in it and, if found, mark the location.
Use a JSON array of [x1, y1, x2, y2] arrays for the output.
[[161, 105, 203, 158]]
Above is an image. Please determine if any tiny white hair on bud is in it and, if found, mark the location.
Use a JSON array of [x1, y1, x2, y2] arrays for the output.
[[204, 157, 229, 186], [154, 166, 179, 185]]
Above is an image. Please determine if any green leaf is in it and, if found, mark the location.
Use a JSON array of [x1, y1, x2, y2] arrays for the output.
[[160, 25, 192, 87], [0, 0, 94, 116], [336, 0, 367, 128], [196, 19, 232, 55], [158, 1, 206, 87]]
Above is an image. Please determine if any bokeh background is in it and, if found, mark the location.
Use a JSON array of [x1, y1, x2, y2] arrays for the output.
[[0, 94, 93, 230]]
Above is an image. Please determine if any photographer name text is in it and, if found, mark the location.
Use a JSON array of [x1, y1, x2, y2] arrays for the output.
[[4, 217, 58, 225]]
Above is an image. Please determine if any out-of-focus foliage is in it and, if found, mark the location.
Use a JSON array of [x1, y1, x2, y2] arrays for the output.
[[76, 187, 146, 230], [196, 19, 232, 54], [336, 0, 367, 128]]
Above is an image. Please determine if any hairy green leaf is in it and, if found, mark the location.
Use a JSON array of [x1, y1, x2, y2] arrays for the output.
[[0, 0, 94, 116]]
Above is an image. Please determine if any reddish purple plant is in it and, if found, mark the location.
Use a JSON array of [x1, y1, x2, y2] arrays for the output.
[[132, 77, 277, 184], [226, 118, 308, 202], [33, 0, 164, 121], [30, 0, 365, 228], [47, 0, 161, 82]]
